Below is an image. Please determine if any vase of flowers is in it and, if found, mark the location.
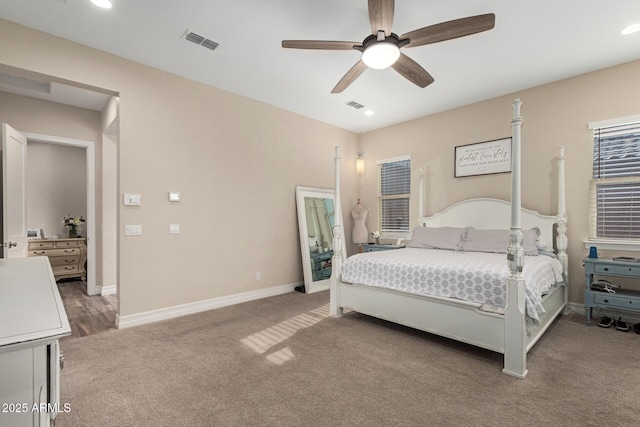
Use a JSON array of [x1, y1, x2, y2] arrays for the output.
[[63, 214, 85, 238], [370, 231, 381, 245]]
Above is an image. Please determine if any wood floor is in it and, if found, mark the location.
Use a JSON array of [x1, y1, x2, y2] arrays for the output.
[[58, 279, 117, 341]]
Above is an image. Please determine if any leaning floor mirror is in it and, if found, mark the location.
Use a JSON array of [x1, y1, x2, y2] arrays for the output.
[[295, 186, 346, 294]]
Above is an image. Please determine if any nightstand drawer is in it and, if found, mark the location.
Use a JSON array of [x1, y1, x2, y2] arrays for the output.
[[592, 292, 640, 310], [594, 263, 640, 277]]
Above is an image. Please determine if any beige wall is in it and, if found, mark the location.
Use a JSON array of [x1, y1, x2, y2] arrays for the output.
[[0, 19, 358, 317], [26, 141, 87, 238], [358, 59, 640, 303]]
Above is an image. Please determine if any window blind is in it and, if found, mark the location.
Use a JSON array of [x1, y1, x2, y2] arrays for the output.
[[590, 121, 640, 239], [379, 157, 411, 233]]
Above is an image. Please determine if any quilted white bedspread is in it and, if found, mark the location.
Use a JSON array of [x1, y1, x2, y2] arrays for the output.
[[341, 248, 564, 323]]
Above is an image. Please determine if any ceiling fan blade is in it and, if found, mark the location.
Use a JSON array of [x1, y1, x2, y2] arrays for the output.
[[331, 60, 368, 93], [391, 54, 434, 88], [368, 0, 394, 36], [282, 40, 359, 50], [401, 13, 495, 48]]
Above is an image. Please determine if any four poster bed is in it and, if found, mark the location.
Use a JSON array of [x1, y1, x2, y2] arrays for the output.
[[329, 100, 568, 378]]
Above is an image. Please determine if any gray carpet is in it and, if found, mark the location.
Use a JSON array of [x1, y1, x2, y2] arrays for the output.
[[56, 291, 640, 427]]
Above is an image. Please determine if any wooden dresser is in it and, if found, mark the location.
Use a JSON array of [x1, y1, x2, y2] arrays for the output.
[[27, 238, 87, 281]]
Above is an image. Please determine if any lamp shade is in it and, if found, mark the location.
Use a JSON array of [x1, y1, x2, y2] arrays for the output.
[[356, 151, 365, 174]]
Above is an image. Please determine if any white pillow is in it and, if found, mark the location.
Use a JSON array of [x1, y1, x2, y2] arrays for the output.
[[407, 226, 467, 251]]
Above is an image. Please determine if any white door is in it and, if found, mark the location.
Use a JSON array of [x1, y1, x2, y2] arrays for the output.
[[2, 124, 27, 258]]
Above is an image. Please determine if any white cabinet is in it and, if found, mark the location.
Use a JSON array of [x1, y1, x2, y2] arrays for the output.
[[0, 257, 71, 426]]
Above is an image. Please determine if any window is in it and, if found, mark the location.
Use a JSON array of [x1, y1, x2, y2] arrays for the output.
[[590, 120, 640, 240], [377, 156, 411, 235]]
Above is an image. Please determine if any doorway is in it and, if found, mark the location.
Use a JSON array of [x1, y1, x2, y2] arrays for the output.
[[0, 67, 119, 328], [22, 132, 97, 295]]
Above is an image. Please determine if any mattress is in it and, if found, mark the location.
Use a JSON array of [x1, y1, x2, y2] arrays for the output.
[[340, 248, 564, 323]]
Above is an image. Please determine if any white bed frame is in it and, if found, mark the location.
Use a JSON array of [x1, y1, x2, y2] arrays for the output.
[[329, 100, 568, 378]]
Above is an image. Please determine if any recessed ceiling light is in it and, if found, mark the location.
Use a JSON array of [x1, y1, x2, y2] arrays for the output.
[[621, 23, 640, 35], [90, 0, 112, 9], [364, 110, 374, 116]]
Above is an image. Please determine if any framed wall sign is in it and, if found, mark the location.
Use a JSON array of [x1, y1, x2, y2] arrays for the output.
[[454, 137, 512, 177]]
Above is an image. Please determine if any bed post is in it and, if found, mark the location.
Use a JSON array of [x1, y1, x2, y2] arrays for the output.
[[418, 167, 425, 226], [556, 146, 569, 313], [503, 99, 528, 379], [330, 146, 344, 318]]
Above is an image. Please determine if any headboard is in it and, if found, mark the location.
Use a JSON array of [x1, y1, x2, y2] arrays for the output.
[[418, 198, 558, 252]]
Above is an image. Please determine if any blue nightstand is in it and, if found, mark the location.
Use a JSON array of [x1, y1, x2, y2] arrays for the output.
[[583, 258, 640, 325], [363, 244, 405, 252]]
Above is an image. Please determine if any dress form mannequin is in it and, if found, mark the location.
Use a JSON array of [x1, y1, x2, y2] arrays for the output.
[[351, 199, 369, 252]]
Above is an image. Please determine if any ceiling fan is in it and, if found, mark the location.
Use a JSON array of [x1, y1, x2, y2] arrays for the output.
[[282, 0, 495, 93]]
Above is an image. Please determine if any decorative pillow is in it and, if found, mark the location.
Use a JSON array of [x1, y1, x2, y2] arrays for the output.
[[461, 228, 538, 255], [407, 226, 467, 251]]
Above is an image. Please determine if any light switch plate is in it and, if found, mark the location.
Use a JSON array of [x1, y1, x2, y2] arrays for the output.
[[168, 192, 181, 202], [125, 225, 142, 236], [123, 194, 141, 206], [169, 224, 180, 234]]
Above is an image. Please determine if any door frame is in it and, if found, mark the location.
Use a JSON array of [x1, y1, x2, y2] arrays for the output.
[[22, 131, 97, 296]]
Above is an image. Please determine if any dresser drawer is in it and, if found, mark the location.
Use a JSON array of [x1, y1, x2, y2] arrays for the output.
[[28, 248, 81, 257], [54, 240, 81, 248], [594, 263, 640, 277], [592, 292, 640, 310], [28, 241, 55, 249], [52, 264, 79, 275], [48, 256, 81, 267]]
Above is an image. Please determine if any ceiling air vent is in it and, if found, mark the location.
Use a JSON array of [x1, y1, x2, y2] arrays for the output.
[[201, 39, 219, 51], [346, 100, 365, 109], [183, 30, 219, 52]]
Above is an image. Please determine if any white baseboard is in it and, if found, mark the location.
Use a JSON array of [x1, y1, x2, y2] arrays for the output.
[[101, 285, 117, 296], [116, 282, 302, 329], [567, 302, 640, 325]]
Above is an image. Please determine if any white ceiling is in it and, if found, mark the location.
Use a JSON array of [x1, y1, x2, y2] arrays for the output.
[[0, 0, 639, 133]]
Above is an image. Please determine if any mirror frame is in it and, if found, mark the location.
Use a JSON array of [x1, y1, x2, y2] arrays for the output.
[[295, 186, 346, 294]]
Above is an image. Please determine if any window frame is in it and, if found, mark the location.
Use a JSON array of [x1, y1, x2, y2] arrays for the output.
[[377, 155, 411, 239], [586, 115, 640, 252]]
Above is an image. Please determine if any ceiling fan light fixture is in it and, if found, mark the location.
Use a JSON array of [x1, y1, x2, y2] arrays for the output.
[[362, 43, 400, 69], [621, 23, 640, 35], [90, 0, 112, 9]]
